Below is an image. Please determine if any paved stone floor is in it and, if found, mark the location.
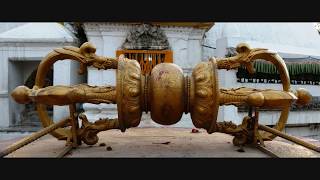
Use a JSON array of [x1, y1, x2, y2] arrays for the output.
[[1, 127, 320, 158]]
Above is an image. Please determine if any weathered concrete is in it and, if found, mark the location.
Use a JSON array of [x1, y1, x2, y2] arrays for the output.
[[1, 128, 320, 158]]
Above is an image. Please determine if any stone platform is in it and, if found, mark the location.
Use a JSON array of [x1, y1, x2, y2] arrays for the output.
[[2, 127, 320, 158]]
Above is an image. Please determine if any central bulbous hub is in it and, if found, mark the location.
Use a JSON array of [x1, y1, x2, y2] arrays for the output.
[[116, 58, 227, 133], [149, 63, 185, 125]]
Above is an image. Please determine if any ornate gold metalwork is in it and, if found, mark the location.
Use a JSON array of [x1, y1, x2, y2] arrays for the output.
[[11, 84, 116, 105], [33, 42, 118, 140], [216, 117, 252, 146], [149, 63, 185, 125], [215, 43, 266, 73], [214, 43, 294, 140], [190, 59, 219, 133], [78, 114, 119, 145], [219, 87, 310, 108], [116, 55, 142, 132], [8, 41, 318, 156]]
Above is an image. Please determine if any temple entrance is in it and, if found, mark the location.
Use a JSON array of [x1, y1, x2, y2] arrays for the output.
[[8, 60, 53, 129], [116, 24, 173, 75]]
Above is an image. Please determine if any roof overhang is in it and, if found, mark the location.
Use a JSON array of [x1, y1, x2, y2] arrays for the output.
[[104, 22, 215, 32]]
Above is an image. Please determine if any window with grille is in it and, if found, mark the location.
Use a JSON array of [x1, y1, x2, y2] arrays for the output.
[[116, 49, 173, 75]]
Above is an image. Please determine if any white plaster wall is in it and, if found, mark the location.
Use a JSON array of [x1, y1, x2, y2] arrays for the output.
[[239, 111, 320, 125], [205, 23, 320, 50], [0, 23, 26, 34], [8, 60, 40, 125], [53, 60, 85, 121], [163, 27, 205, 70], [202, 31, 217, 61], [165, 31, 189, 69], [0, 98, 9, 127], [205, 23, 320, 58]]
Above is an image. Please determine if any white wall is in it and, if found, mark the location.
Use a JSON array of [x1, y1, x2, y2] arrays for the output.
[[53, 59, 85, 121], [204, 23, 320, 50], [8, 60, 39, 125], [0, 23, 26, 34]]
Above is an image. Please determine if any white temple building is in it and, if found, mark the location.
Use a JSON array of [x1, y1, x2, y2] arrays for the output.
[[0, 23, 82, 130], [0, 22, 320, 138]]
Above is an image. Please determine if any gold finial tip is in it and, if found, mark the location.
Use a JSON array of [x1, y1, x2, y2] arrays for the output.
[[295, 88, 312, 106], [236, 43, 251, 53], [79, 42, 96, 56], [11, 86, 32, 104]]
